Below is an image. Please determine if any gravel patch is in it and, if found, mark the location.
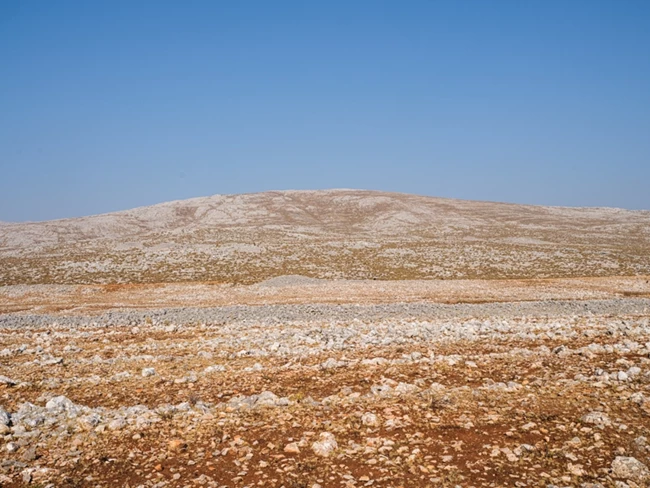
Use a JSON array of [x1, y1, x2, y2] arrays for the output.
[[1, 298, 649, 329]]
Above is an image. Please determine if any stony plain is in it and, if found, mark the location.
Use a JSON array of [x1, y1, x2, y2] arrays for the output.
[[1, 190, 650, 488]]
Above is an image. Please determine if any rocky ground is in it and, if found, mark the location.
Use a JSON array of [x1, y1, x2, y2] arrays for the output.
[[1, 276, 649, 315], [3, 190, 650, 286], [1, 291, 650, 487]]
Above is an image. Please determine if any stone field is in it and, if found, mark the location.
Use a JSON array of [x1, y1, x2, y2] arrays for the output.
[[1, 279, 650, 487]]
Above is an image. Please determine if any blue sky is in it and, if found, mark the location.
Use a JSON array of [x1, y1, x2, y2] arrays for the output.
[[1, 1, 649, 221]]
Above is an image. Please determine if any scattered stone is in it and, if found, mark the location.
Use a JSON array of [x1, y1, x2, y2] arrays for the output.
[[21, 447, 37, 462], [45, 396, 79, 417], [255, 391, 282, 407], [611, 456, 650, 482], [168, 439, 187, 452], [108, 418, 127, 431], [627, 366, 642, 377], [204, 365, 226, 373], [141, 367, 156, 377], [78, 413, 101, 430], [0, 406, 10, 425], [284, 442, 300, 454], [582, 411, 611, 427], [394, 382, 419, 395], [361, 357, 388, 366], [21, 469, 32, 484], [312, 432, 337, 457], [361, 412, 379, 427], [320, 358, 346, 369]]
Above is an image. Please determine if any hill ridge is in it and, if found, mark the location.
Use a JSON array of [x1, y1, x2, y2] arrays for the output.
[[1, 189, 649, 285], [7, 189, 650, 226]]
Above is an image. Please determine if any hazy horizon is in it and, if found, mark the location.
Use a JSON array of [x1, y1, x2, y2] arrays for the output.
[[2, 1, 650, 221]]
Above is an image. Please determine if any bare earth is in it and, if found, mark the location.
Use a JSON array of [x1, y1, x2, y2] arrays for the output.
[[1, 191, 650, 487], [1, 275, 650, 315], [2, 279, 650, 487]]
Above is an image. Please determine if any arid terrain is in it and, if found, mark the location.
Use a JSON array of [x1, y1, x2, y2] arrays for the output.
[[1, 275, 650, 316], [1, 190, 650, 285], [1, 191, 650, 488]]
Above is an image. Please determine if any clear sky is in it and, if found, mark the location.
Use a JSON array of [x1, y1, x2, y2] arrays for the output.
[[1, 1, 649, 221]]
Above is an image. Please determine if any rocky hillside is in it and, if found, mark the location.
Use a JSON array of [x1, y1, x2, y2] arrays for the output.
[[1, 189, 649, 285]]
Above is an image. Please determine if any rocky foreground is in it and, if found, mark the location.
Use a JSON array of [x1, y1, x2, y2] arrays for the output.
[[1, 299, 650, 487]]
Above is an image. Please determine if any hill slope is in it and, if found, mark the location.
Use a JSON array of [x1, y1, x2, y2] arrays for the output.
[[1, 189, 649, 285]]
